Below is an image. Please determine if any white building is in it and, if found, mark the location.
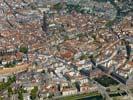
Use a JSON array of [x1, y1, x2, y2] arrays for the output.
[[62, 88, 77, 96]]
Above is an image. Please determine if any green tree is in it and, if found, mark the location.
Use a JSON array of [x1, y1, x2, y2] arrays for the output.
[[53, 3, 63, 11], [19, 46, 28, 54], [18, 91, 23, 100], [48, 93, 54, 99], [0, 76, 16, 91], [8, 87, 13, 97], [80, 54, 88, 60], [12, 75, 16, 82], [0, 96, 3, 100], [4, 61, 16, 68], [64, 35, 69, 41], [30, 86, 38, 100], [41, 70, 46, 74]]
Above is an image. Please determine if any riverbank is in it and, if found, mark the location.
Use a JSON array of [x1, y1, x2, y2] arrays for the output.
[[58, 92, 102, 100]]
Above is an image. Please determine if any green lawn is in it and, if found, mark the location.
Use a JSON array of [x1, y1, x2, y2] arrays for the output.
[[59, 92, 101, 100], [94, 75, 119, 87], [112, 96, 129, 100]]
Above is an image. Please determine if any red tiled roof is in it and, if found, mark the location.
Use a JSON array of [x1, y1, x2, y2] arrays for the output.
[[60, 51, 73, 58], [127, 61, 133, 66]]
